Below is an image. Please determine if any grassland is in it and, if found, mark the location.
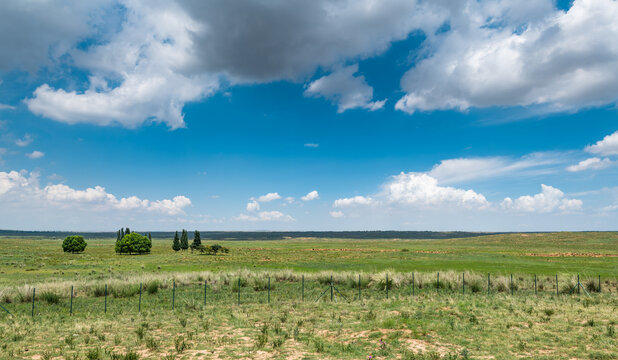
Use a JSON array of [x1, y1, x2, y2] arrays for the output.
[[0, 232, 617, 359]]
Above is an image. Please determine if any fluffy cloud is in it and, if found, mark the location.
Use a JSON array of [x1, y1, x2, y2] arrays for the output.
[[15, 134, 33, 147], [304, 65, 385, 112], [585, 131, 618, 156], [256, 192, 282, 202], [566, 157, 613, 172], [501, 184, 582, 213], [329, 210, 345, 218], [235, 211, 294, 222], [0, 104, 15, 110], [26, 1, 218, 129], [333, 196, 375, 208], [26, 150, 44, 159], [396, 0, 618, 114], [301, 190, 319, 201], [0, 1, 110, 71], [178, 0, 431, 83], [384, 173, 489, 208], [246, 200, 260, 212], [0, 170, 191, 215], [304, 143, 319, 148]]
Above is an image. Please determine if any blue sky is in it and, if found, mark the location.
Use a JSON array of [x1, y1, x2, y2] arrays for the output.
[[1, 0, 618, 231]]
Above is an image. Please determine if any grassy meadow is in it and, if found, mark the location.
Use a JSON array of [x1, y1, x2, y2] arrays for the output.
[[0, 232, 617, 359]]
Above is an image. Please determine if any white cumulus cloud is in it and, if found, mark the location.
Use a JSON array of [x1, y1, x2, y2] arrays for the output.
[[301, 190, 319, 201], [333, 196, 375, 208], [15, 134, 33, 147], [566, 157, 613, 172], [396, 0, 618, 114], [257, 192, 282, 202], [246, 200, 260, 212], [384, 173, 489, 208], [501, 184, 582, 213], [329, 210, 345, 218], [26, 150, 44, 159], [585, 131, 618, 156], [0, 170, 191, 215], [304, 64, 386, 113]]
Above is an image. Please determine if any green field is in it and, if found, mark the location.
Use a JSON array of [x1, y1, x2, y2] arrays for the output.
[[0, 232, 617, 359]]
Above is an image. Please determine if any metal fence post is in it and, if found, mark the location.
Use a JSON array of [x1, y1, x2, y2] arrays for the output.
[[70, 286, 73, 315], [330, 275, 333, 302], [105, 284, 107, 313], [31, 288, 35, 317], [555, 274, 558, 296], [577, 274, 580, 295], [204, 280, 207, 305], [268, 276, 271, 304], [358, 274, 361, 301], [172, 280, 176, 310], [598, 275, 601, 293], [138, 283, 142, 313], [302, 275, 305, 301], [534, 275, 537, 295], [386, 274, 389, 299]]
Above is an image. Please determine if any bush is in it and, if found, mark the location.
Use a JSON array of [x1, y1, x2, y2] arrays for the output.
[[62, 235, 87, 253], [115, 232, 152, 255], [39, 291, 60, 304], [146, 281, 159, 294]]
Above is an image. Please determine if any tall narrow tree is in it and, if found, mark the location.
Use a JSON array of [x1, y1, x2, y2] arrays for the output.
[[125, 227, 131, 235], [191, 230, 201, 250], [180, 229, 189, 251], [172, 231, 180, 252], [148, 232, 152, 242]]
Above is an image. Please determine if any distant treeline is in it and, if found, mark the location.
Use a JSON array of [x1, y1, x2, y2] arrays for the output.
[[0, 230, 501, 240]]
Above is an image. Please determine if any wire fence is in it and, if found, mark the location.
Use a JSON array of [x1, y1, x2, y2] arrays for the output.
[[0, 272, 615, 318]]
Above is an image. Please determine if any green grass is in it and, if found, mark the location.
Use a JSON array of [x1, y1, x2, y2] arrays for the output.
[[0, 232, 617, 359], [0, 232, 617, 287]]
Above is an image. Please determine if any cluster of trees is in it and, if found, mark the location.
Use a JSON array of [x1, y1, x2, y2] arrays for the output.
[[62, 235, 87, 253], [115, 227, 152, 255], [172, 229, 229, 255]]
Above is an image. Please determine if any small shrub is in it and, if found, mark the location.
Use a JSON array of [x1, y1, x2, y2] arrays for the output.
[[39, 291, 60, 304], [174, 336, 187, 353], [85, 347, 101, 360], [146, 281, 159, 295]]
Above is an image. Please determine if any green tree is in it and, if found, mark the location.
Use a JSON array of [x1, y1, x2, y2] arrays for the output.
[[191, 230, 201, 250], [172, 231, 180, 252], [148, 232, 152, 242], [125, 227, 131, 235], [115, 232, 151, 254], [62, 235, 87, 253], [210, 244, 222, 255], [180, 229, 189, 251]]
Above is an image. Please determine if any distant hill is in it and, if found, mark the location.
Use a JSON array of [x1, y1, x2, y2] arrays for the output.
[[0, 230, 500, 240]]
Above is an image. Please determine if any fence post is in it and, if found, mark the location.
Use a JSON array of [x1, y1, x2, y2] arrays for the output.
[[204, 280, 207, 305], [358, 274, 361, 301], [510, 274, 513, 295], [138, 283, 142, 313], [268, 276, 271, 304], [105, 284, 108, 313], [70, 285, 73, 316], [302, 275, 305, 301], [462, 273, 465, 294], [577, 274, 580, 295], [31, 288, 35, 317], [386, 274, 389, 299], [555, 274, 558, 296], [330, 275, 334, 302], [487, 273, 490, 296], [598, 275, 601, 293], [237, 277, 241, 305], [172, 280, 176, 310], [534, 275, 537, 295]]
